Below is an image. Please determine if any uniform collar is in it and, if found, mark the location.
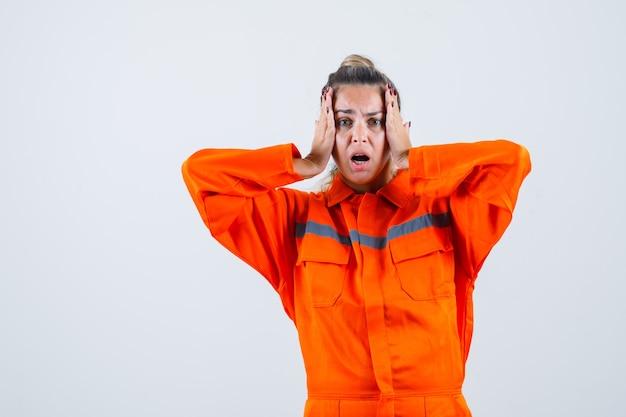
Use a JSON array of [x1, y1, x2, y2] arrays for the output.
[[325, 170, 411, 208]]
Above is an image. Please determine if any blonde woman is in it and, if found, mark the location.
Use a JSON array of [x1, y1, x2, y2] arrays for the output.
[[182, 54, 531, 417]]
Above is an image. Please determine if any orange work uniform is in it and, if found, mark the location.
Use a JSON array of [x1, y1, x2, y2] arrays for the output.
[[182, 140, 531, 417]]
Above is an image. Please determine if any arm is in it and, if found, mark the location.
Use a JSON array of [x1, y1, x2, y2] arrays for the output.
[[181, 144, 305, 309], [183, 87, 335, 212], [182, 144, 303, 232], [409, 140, 532, 277], [181, 88, 337, 304], [382, 84, 531, 276]]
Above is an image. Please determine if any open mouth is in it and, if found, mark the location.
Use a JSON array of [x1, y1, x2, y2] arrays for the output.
[[351, 154, 370, 165]]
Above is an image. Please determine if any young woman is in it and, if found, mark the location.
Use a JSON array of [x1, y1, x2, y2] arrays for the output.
[[182, 55, 531, 417]]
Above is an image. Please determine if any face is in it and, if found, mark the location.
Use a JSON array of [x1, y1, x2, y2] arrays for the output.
[[332, 84, 392, 193]]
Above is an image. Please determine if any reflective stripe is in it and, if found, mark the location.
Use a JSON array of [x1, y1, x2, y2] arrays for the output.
[[388, 212, 450, 240], [296, 212, 450, 249], [295, 221, 352, 246], [350, 230, 386, 250]]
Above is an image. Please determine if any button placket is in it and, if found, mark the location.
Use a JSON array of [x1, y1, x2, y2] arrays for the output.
[[357, 194, 395, 414]]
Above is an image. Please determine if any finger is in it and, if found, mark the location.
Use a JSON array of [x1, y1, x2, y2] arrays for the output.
[[316, 88, 330, 135], [323, 87, 335, 134], [314, 89, 334, 147], [403, 121, 411, 136], [385, 83, 397, 111], [318, 88, 329, 122], [326, 87, 334, 120]]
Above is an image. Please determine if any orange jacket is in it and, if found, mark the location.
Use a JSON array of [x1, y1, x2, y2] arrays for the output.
[[182, 140, 531, 417]]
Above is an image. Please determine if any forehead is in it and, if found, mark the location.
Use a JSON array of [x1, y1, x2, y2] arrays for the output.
[[334, 85, 383, 112]]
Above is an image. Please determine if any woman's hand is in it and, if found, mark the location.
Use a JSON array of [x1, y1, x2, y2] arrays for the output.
[[293, 87, 336, 179], [385, 84, 412, 170]]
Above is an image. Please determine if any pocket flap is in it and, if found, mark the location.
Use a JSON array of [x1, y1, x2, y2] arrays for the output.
[[297, 236, 351, 265], [390, 228, 452, 263]]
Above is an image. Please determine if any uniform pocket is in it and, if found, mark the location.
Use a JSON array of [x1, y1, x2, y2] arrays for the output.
[[297, 243, 351, 307], [390, 231, 454, 301]]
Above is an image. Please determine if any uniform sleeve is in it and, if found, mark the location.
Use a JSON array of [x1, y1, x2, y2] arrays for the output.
[[409, 139, 531, 278], [181, 144, 305, 309]]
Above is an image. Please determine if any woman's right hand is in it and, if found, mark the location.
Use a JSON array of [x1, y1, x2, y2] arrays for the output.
[[294, 87, 336, 179]]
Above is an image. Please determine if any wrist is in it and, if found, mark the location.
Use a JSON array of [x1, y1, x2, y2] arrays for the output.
[[294, 157, 324, 179], [394, 150, 410, 170]]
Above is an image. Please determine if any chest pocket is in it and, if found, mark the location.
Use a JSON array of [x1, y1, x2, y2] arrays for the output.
[[390, 230, 455, 301], [297, 240, 351, 308]]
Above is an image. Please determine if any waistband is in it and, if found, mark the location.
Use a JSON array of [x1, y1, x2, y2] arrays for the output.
[[304, 391, 470, 417]]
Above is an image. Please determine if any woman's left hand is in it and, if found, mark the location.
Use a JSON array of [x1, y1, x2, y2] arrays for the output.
[[385, 84, 412, 169]]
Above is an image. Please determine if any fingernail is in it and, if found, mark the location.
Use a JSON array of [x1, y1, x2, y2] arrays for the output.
[[391, 101, 394, 108], [387, 82, 391, 89], [409, 121, 412, 128], [326, 106, 329, 113]]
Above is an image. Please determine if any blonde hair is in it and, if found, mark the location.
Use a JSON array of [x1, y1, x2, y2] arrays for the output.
[[340, 54, 375, 68]]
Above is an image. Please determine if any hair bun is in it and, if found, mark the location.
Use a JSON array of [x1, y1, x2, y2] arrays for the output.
[[340, 54, 375, 68]]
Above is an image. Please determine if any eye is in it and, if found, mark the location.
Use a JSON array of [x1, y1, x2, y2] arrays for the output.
[[336, 118, 352, 127], [369, 118, 384, 127]]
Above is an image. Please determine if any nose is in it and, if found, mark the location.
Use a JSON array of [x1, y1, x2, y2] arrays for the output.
[[351, 122, 368, 143]]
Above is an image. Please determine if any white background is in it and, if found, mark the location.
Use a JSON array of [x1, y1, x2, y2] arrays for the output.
[[1, 1, 625, 416]]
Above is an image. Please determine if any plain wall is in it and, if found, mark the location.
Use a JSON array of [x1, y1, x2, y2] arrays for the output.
[[1, 0, 625, 416]]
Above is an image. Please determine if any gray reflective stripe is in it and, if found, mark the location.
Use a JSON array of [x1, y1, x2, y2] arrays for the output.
[[349, 230, 387, 249], [296, 212, 449, 249], [388, 212, 450, 240], [295, 221, 352, 246]]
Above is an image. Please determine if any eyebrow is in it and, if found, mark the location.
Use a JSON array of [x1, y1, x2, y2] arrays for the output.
[[335, 109, 384, 116]]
